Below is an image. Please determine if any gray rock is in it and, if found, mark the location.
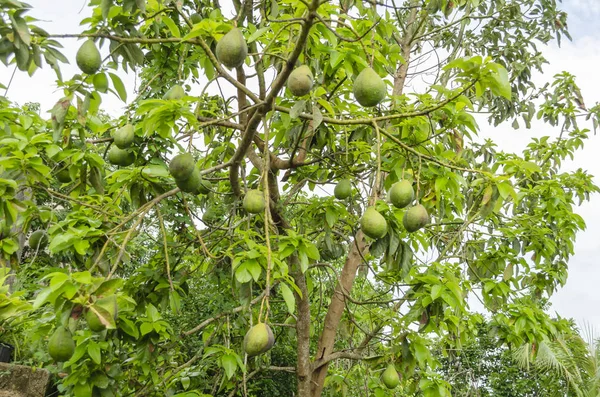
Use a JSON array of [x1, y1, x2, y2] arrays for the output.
[[0, 362, 50, 397]]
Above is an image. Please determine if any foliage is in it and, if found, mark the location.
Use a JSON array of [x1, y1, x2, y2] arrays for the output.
[[0, 0, 599, 396]]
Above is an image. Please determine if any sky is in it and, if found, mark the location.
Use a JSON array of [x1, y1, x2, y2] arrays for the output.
[[2, 1, 600, 332]]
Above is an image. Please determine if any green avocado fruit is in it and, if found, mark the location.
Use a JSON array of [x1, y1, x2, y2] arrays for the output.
[[353, 67, 386, 107], [334, 179, 352, 200], [403, 204, 429, 232], [48, 327, 75, 362], [163, 85, 185, 100], [389, 180, 414, 209], [169, 153, 196, 181], [243, 323, 275, 356], [190, 13, 202, 24], [108, 146, 135, 167], [243, 189, 266, 214], [216, 27, 248, 69], [56, 168, 73, 183], [176, 168, 203, 194], [287, 65, 314, 96], [76, 40, 102, 75], [86, 295, 118, 332], [29, 230, 49, 250], [360, 207, 387, 239], [382, 363, 400, 389], [112, 124, 135, 149]]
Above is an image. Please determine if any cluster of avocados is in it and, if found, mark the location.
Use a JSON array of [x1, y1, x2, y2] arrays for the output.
[[213, 24, 386, 107], [332, 177, 429, 238], [108, 123, 136, 166], [169, 152, 211, 194], [63, 22, 400, 363], [47, 295, 118, 363]]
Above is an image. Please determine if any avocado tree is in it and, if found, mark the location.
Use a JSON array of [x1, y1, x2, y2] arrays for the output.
[[1, 0, 599, 396]]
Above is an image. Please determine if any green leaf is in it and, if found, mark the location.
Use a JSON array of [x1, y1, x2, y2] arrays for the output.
[[100, 0, 113, 19], [248, 27, 269, 43], [108, 73, 127, 102], [290, 100, 306, 119], [32, 286, 53, 309], [162, 16, 181, 38], [221, 354, 237, 379], [88, 341, 102, 365], [280, 283, 295, 315], [73, 382, 92, 397], [72, 271, 92, 284]]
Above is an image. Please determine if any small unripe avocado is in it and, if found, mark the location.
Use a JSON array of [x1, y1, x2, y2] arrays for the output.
[[243, 323, 275, 356], [169, 153, 196, 181], [197, 178, 212, 195], [48, 327, 75, 362], [353, 67, 386, 107], [176, 168, 203, 194], [190, 13, 202, 24], [108, 146, 135, 166], [76, 40, 102, 75], [389, 180, 414, 209], [403, 204, 429, 232], [216, 27, 248, 69], [86, 295, 118, 332], [112, 124, 135, 149], [287, 65, 314, 96], [163, 85, 185, 100], [202, 206, 219, 224], [29, 230, 49, 250], [56, 168, 73, 183], [334, 179, 352, 200], [360, 207, 387, 239], [243, 189, 266, 214], [382, 364, 400, 389]]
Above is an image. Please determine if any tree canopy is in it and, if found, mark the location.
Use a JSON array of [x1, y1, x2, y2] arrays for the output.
[[1, 0, 599, 396]]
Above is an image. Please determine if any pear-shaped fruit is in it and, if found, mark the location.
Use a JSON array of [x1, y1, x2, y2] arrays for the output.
[[243, 189, 266, 214], [243, 323, 275, 356], [190, 13, 202, 24], [360, 207, 387, 239], [287, 65, 314, 96], [403, 204, 429, 232], [389, 180, 414, 209], [163, 85, 185, 100], [48, 327, 75, 362], [29, 230, 49, 250], [86, 295, 118, 332], [169, 153, 196, 181], [197, 178, 212, 195], [216, 27, 248, 69], [176, 168, 203, 194], [202, 206, 219, 224], [76, 40, 102, 75], [353, 67, 386, 107], [334, 179, 352, 200], [382, 364, 399, 389], [56, 168, 73, 183], [108, 146, 135, 166], [112, 124, 135, 149]]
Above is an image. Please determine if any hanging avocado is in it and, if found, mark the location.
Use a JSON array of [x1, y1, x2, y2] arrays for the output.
[[353, 67, 386, 107], [216, 27, 248, 69], [76, 40, 102, 75]]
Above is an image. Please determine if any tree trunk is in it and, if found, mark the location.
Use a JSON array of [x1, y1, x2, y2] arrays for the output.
[[306, 3, 423, 395]]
